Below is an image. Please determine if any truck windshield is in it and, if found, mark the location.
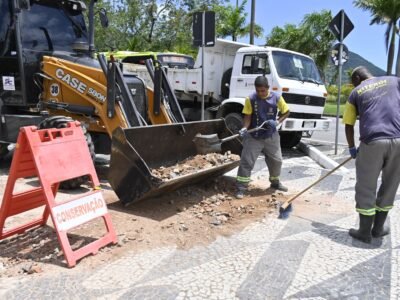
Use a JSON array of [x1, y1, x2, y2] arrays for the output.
[[20, 1, 88, 53], [272, 51, 323, 85]]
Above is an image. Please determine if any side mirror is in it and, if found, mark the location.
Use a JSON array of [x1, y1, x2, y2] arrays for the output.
[[99, 8, 109, 28]]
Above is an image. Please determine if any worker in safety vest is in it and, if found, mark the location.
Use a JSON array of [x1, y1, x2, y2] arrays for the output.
[[343, 66, 400, 243], [236, 76, 290, 199]]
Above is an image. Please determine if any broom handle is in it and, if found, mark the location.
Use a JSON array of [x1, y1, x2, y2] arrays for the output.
[[280, 156, 352, 209], [220, 121, 269, 143]]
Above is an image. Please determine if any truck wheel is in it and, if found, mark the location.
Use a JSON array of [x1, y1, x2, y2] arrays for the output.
[[39, 116, 95, 189], [279, 131, 302, 148], [225, 112, 243, 134], [221, 68, 233, 99]]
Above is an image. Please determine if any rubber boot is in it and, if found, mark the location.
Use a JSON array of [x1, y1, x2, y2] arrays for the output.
[[270, 180, 288, 192], [372, 211, 390, 238], [235, 189, 245, 199], [349, 214, 374, 243]]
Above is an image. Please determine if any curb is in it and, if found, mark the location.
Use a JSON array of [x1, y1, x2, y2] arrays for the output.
[[298, 141, 349, 173]]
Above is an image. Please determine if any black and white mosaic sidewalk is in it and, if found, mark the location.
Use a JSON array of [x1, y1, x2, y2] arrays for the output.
[[2, 150, 399, 300]]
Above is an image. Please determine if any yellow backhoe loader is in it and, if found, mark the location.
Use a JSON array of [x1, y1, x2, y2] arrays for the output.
[[0, 0, 241, 205]]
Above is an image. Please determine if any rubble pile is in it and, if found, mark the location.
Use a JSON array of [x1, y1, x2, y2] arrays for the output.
[[151, 151, 240, 180], [167, 177, 280, 227]]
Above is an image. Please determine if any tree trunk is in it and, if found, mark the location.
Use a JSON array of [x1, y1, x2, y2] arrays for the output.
[[249, 0, 255, 44], [386, 22, 396, 75], [396, 22, 400, 76]]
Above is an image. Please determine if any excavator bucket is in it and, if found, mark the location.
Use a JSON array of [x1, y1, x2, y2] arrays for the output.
[[108, 119, 242, 206]]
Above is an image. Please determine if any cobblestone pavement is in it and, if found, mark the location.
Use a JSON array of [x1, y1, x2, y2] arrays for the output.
[[1, 147, 399, 300]]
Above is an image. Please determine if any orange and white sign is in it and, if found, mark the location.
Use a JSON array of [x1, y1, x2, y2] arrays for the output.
[[53, 191, 108, 231]]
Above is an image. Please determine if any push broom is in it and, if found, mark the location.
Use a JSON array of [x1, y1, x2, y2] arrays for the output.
[[278, 156, 353, 219]]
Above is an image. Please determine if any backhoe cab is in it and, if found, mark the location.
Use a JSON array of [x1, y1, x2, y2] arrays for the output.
[[0, 0, 183, 150], [0, 0, 241, 205]]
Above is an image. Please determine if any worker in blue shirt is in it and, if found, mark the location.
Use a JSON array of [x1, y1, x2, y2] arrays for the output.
[[236, 76, 290, 199], [343, 66, 400, 243]]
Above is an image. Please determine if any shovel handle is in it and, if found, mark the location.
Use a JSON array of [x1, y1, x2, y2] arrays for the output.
[[219, 121, 269, 143], [280, 156, 353, 209]]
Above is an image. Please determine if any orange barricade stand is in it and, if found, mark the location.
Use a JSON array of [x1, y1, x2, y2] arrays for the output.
[[0, 122, 117, 267]]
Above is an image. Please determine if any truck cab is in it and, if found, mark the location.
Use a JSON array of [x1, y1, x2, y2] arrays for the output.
[[219, 45, 330, 147]]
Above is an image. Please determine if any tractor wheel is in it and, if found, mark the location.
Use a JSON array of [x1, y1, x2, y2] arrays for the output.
[[224, 112, 243, 134], [38, 116, 95, 189]]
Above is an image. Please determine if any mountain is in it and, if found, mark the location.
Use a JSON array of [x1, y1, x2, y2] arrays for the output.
[[324, 51, 386, 85]]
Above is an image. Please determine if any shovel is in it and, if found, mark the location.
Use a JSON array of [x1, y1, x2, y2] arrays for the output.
[[193, 121, 268, 154]]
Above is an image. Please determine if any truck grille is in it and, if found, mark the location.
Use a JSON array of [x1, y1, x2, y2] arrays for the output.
[[282, 93, 326, 107]]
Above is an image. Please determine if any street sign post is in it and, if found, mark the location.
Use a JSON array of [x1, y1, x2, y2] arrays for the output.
[[329, 10, 354, 155], [193, 11, 215, 120]]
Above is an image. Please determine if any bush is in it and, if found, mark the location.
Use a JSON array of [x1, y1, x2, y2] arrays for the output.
[[327, 85, 338, 95], [341, 84, 354, 99], [326, 84, 354, 104], [326, 94, 337, 103]]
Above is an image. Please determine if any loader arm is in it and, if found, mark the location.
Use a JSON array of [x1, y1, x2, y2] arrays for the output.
[[146, 88, 173, 124], [41, 56, 128, 135], [40, 56, 174, 135]]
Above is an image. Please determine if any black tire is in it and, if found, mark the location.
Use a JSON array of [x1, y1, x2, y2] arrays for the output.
[[221, 68, 233, 99], [279, 131, 302, 149], [38, 116, 95, 189], [224, 112, 243, 134]]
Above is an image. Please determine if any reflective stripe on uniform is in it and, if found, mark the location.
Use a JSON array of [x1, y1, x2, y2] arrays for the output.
[[356, 207, 376, 216], [375, 205, 393, 212], [237, 176, 251, 183], [269, 176, 279, 181]]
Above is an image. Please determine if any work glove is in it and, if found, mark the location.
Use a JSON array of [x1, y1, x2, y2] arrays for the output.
[[238, 127, 247, 138], [266, 120, 279, 130], [349, 146, 358, 159]]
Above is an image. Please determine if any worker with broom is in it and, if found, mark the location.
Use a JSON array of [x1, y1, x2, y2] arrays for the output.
[[235, 76, 290, 199], [343, 66, 400, 243]]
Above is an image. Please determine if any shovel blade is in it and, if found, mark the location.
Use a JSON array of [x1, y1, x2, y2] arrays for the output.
[[192, 133, 223, 154]]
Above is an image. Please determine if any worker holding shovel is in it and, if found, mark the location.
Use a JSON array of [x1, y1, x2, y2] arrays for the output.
[[235, 76, 290, 199], [343, 66, 400, 243]]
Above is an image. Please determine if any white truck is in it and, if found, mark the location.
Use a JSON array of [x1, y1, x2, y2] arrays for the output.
[[121, 39, 331, 148]]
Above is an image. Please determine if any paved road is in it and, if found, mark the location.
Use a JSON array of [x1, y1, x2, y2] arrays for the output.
[[1, 144, 399, 299]]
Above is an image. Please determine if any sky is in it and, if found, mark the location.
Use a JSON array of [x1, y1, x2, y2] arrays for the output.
[[228, 0, 393, 71]]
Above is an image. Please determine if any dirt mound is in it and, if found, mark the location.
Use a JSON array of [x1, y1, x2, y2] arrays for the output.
[[0, 175, 286, 278]]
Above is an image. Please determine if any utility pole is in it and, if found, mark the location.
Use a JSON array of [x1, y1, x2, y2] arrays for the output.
[[250, 0, 255, 44]]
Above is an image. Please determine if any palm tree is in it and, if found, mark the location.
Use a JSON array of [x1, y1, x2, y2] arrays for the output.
[[214, 0, 263, 41], [354, 0, 400, 75], [396, 20, 400, 76], [266, 10, 335, 71]]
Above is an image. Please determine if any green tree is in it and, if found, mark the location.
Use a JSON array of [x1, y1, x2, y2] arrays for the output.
[[265, 10, 335, 71], [118, 0, 227, 54], [354, 0, 400, 75], [84, 0, 150, 52], [214, 0, 263, 41]]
